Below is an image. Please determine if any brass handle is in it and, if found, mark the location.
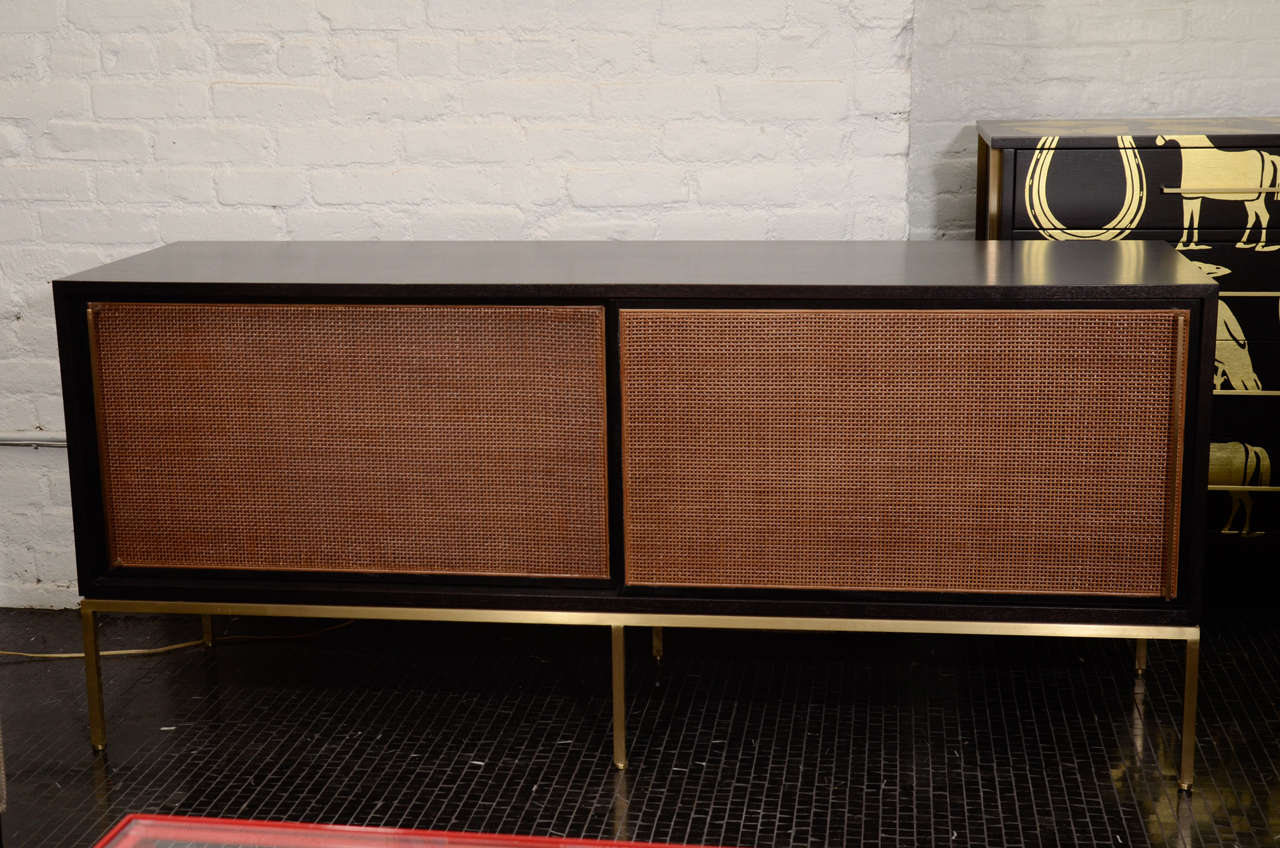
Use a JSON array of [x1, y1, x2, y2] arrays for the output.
[[1162, 185, 1280, 195]]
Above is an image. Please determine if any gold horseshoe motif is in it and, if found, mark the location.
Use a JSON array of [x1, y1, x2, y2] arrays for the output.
[[1024, 135, 1148, 240]]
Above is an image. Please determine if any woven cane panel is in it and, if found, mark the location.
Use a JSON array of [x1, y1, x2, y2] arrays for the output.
[[90, 303, 608, 577], [619, 309, 1189, 596]]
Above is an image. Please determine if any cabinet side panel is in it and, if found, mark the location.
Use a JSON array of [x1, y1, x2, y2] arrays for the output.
[[89, 303, 609, 578], [620, 308, 1189, 596]]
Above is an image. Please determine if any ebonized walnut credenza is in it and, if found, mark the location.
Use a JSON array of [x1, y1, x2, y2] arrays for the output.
[[977, 118, 1280, 606], [54, 240, 1216, 789]]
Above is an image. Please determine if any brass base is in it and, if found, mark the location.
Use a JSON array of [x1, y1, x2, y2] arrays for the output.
[[79, 598, 1200, 785]]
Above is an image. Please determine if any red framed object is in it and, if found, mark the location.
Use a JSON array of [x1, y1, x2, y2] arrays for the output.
[[95, 814, 717, 848]]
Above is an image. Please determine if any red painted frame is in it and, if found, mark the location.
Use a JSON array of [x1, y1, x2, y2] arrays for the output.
[[95, 814, 718, 848]]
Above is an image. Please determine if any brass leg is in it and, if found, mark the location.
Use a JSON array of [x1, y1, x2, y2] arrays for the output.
[[201, 614, 214, 647], [611, 625, 627, 770], [1135, 638, 1148, 677], [1179, 636, 1199, 792], [81, 605, 106, 752], [651, 626, 663, 663]]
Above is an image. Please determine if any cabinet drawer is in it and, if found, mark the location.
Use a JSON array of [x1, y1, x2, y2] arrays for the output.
[[1163, 244, 1280, 291], [1207, 489, 1278, 538], [1215, 337, 1280, 391], [1215, 287, 1280, 390], [1014, 146, 1280, 237], [1009, 237, 1280, 292], [1212, 394, 1280, 440]]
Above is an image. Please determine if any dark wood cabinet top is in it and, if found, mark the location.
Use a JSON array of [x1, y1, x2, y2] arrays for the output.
[[57, 240, 1213, 297], [979, 117, 1280, 149]]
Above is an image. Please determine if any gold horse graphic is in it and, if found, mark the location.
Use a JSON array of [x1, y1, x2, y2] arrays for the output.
[[1209, 441, 1271, 535], [1156, 134, 1280, 251], [1215, 299, 1262, 391]]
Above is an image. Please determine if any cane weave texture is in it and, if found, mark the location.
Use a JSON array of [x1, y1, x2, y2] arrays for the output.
[[89, 303, 608, 577], [619, 309, 1189, 596]]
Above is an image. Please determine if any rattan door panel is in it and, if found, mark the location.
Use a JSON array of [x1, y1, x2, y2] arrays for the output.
[[89, 303, 609, 578], [619, 308, 1189, 596]]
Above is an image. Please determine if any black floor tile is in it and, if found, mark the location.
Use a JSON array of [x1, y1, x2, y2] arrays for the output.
[[0, 610, 1277, 847]]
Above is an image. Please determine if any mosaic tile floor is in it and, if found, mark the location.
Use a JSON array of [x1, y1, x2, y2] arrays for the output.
[[0, 609, 1276, 847]]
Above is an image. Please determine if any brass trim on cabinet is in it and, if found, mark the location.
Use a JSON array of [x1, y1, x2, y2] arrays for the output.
[[987, 145, 1004, 239]]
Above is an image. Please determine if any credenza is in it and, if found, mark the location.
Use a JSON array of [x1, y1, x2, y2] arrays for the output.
[[54, 240, 1215, 789]]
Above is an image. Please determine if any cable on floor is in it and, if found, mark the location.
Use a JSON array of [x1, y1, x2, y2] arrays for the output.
[[0, 619, 355, 660]]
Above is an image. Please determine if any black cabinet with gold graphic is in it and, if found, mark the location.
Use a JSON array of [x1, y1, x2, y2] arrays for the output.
[[978, 118, 1280, 607]]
